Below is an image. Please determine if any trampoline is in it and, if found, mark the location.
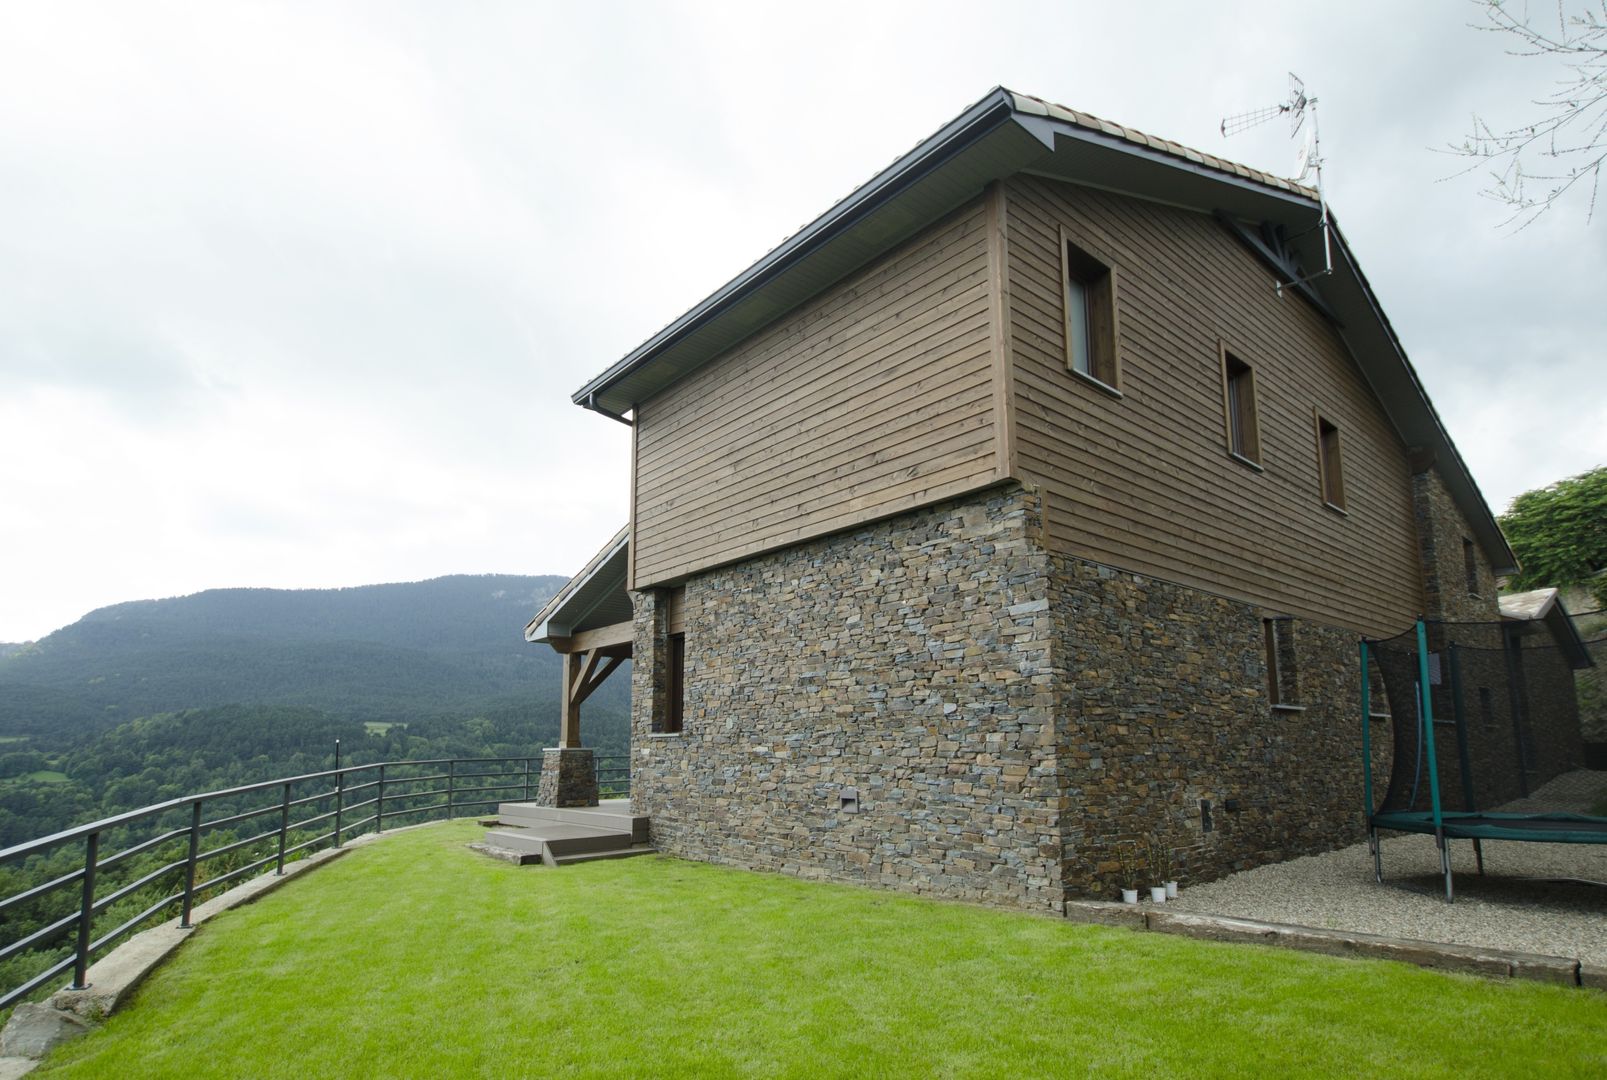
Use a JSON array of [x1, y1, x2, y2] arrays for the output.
[[1361, 610, 1606, 902]]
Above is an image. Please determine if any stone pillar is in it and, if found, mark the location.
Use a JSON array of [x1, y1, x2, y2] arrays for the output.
[[535, 747, 598, 807]]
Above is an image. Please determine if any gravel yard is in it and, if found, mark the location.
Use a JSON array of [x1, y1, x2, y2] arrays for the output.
[[1166, 771, 1607, 967]]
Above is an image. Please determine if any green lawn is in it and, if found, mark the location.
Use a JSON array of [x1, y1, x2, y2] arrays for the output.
[[38, 821, 1606, 1079]]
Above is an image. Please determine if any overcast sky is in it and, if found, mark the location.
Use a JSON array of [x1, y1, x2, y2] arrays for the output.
[[2, 1, 1603, 642]]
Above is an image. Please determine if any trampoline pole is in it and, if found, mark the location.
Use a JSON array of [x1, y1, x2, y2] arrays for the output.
[[1370, 827, 1382, 884], [1473, 837, 1485, 876], [1438, 831, 1453, 903]]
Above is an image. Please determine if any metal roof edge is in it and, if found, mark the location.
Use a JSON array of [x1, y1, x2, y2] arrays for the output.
[[1323, 219, 1517, 574], [572, 87, 1020, 411]]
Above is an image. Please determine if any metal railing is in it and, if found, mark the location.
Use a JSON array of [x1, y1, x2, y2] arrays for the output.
[[0, 756, 538, 1011], [594, 753, 630, 799]]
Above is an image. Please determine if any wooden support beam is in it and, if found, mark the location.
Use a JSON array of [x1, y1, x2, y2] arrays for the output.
[[547, 620, 634, 654], [558, 645, 631, 750]]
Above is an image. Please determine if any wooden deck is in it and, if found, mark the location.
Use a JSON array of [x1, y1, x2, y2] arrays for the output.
[[475, 799, 652, 867]]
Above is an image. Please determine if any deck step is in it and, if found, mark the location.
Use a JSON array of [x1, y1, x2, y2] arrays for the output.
[[494, 801, 649, 844], [476, 810, 653, 868], [552, 844, 656, 866]]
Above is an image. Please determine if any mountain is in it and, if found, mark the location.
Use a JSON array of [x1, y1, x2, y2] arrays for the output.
[[0, 645, 22, 660], [0, 575, 630, 741]]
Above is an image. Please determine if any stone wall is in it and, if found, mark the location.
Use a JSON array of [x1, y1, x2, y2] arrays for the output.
[[1412, 464, 1503, 624], [1048, 557, 1375, 897], [630, 487, 1067, 912]]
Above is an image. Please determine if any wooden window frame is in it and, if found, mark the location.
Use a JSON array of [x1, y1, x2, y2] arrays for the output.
[[1219, 343, 1262, 469], [664, 631, 686, 735], [1314, 410, 1346, 512], [1059, 226, 1121, 396], [1264, 616, 1302, 710]]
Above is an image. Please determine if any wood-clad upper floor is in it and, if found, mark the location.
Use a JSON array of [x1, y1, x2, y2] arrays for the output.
[[1002, 174, 1424, 636], [630, 199, 999, 588], [629, 171, 1429, 636]]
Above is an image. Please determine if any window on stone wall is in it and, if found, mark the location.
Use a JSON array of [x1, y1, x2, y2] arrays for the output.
[[1061, 229, 1119, 392], [1264, 616, 1301, 709], [1220, 346, 1261, 466], [665, 631, 686, 734], [1463, 537, 1480, 597], [1315, 412, 1346, 511]]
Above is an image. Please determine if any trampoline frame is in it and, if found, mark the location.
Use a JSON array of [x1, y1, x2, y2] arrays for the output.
[[1361, 619, 1605, 902]]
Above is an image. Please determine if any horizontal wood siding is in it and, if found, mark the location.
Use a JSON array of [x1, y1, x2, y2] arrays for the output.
[[1006, 175, 1422, 636], [632, 200, 998, 587]]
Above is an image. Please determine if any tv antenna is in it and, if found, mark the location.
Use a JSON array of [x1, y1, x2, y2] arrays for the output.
[[1221, 73, 1332, 296]]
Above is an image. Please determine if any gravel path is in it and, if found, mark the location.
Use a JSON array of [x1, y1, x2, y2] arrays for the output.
[[1166, 772, 1607, 966]]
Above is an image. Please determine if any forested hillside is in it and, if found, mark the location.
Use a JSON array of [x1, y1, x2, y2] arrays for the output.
[[0, 575, 614, 733], [0, 576, 631, 841]]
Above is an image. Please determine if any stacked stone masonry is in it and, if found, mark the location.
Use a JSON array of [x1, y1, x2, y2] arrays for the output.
[[627, 482, 1491, 910]]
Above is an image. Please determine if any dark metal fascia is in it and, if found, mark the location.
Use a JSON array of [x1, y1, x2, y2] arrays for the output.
[[585, 393, 633, 427], [573, 86, 1021, 413], [1325, 219, 1517, 574]]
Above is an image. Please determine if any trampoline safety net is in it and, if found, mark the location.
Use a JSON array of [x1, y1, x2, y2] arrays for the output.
[[1364, 615, 1605, 824]]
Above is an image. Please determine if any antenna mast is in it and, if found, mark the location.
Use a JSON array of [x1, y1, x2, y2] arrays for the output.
[[1221, 73, 1332, 296]]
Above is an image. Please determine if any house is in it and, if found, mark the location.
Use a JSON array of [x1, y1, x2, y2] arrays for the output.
[[526, 88, 1524, 911]]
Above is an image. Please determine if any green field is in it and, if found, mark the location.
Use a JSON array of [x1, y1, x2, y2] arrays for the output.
[[36, 820, 1607, 1079]]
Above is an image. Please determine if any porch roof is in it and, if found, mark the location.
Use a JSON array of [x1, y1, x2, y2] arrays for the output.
[[525, 526, 630, 644]]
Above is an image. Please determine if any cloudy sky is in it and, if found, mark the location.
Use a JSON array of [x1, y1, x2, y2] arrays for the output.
[[1, 1, 1603, 642]]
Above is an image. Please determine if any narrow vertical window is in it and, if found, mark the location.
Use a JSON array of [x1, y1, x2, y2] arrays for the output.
[[1061, 230, 1119, 390], [665, 632, 686, 734], [1463, 537, 1480, 596], [1315, 413, 1345, 510], [1220, 347, 1260, 465], [1264, 616, 1300, 708]]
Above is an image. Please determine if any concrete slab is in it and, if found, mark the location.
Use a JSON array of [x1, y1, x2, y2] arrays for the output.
[[1063, 900, 1147, 929], [1140, 909, 1585, 983], [0, 1056, 38, 1079]]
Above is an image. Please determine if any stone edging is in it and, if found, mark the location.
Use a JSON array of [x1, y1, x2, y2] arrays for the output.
[[1065, 900, 1604, 990], [0, 832, 388, 1076]]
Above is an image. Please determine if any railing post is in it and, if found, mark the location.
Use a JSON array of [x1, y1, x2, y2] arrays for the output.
[[447, 759, 456, 820], [276, 783, 290, 876], [180, 800, 203, 928], [71, 831, 99, 990], [523, 757, 532, 802], [376, 764, 387, 833], [334, 767, 345, 848]]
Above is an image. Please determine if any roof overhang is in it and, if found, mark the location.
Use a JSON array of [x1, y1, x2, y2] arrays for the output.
[[572, 86, 1516, 573], [524, 526, 630, 645], [1499, 588, 1593, 668]]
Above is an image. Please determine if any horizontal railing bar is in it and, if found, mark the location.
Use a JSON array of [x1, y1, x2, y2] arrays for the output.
[[286, 789, 338, 812], [0, 758, 531, 865], [97, 827, 191, 872], [0, 910, 80, 965], [342, 796, 379, 814], [380, 773, 449, 786], [342, 779, 381, 797], [449, 785, 524, 798], [450, 771, 525, 780], [282, 832, 336, 859], [194, 826, 280, 865], [196, 852, 279, 894], [0, 953, 77, 1011], [0, 865, 87, 915], [202, 801, 288, 833], [380, 801, 450, 820], [91, 859, 185, 914], [381, 787, 449, 803]]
